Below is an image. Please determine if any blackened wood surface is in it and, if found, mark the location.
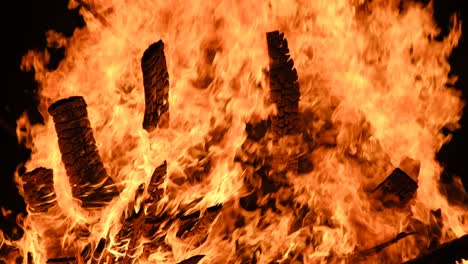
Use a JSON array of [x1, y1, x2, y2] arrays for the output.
[[22, 167, 56, 213], [142, 161, 169, 254], [177, 255, 205, 264], [46, 256, 77, 263], [373, 168, 418, 207], [403, 234, 468, 264], [266, 31, 301, 138], [112, 210, 145, 264], [145, 161, 167, 216], [141, 40, 170, 132], [176, 205, 222, 247], [48, 96, 119, 208]]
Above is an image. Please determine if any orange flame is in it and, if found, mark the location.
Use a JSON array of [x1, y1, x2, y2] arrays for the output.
[[3, 0, 466, 263]]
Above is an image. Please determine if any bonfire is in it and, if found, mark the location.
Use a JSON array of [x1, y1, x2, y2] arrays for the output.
[[1, 0, 467, 263]]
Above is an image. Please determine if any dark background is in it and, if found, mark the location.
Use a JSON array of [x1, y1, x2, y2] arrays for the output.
[[0, 0, 466, 240]]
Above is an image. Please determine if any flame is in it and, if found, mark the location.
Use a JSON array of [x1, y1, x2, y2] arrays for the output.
[[2, 0, 466, 263]]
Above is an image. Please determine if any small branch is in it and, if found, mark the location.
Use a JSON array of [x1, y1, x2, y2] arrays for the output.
[[351, 232, 417, 261]]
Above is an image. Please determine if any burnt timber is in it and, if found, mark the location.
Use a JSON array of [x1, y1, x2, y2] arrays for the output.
[[48, 96, 119, 208], [22, 167, 57, 213], [177, 255, 205, 264], [266, 30, 301, 138], [144, 161, 167, 216], [373, 168, 418, 207], [141, 40, 170, 131], [403, 234, 468, 264], [266, 30, 302, 176], [114, 161, 168, 262]]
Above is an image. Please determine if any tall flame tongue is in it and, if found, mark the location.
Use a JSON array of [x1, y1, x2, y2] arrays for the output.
[[4, 0, 467, 263]]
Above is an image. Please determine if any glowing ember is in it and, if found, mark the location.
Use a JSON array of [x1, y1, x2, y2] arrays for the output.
[[1, 0, 467, 263]]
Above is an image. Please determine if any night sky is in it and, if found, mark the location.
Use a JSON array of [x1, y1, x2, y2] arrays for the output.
[[0, 0, 467, 240]]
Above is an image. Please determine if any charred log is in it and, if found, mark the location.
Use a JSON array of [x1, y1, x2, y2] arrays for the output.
[[350, 232, 417, 261], [176, 205, 222, 246], [266, 30, 302, 176], [145, 161, 167, 216], [111, 210, 145, 264], [245, 118, 270, 142], [21, 168, 57, 213], [22, 168, 77, 262], [141, 162, 172, 257], [239, 193, 258, 212], [141, 212, 172, 258], [266, 30, 301, 138], [372, 168, 418, 208], [109, 162, 167, 262], [48, 96, 119, 209], [143, 202, 222, 258], [403, 234, 468, 264], [177, 255, 205, 264], [288, 205, 310, 234], [141, 40, 170, 131], [46, 257, 76, 263], [80, 237, 107, 264]]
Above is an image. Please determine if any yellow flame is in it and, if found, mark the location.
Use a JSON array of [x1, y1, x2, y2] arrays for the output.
[[3, 0, 465, 263]]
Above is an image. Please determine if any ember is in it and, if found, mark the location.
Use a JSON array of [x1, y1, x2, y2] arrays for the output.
[[1, 0, 467, 263]]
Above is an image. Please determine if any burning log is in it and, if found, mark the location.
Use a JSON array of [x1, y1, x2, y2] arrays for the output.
[[141, 161, 174, 257], [111, 210, 145, 263], [266, 30, 301, 138], [108, 162, 168, 262], [78, 162, 167, 263], [48, 96, 119, 208], [46, 256, 77, 263], [80, 237, 107, 264], [176, 205, 222, 247], [109, 185, 146, 263], [177, 255, 205, 264], [350, 232, 417, 261], [142, 184, 222, 259], [21, 168, 57, 213], [141, 40, 170, 131], [145, 161, 167, 216], [403, 234, 468, 264], [245, 118, 270, 142], [22, 168, 81, 262], [266, 30, 302, 175], [372, 168, 418, 208]]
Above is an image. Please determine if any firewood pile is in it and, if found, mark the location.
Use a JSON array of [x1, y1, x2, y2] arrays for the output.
[[7, 31, 466, 264]]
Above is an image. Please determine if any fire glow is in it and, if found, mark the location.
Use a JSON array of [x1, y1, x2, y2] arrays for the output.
[[1, 0, 468, 263]]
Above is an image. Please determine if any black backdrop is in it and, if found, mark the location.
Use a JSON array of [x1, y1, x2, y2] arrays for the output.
[[0, 0, 466, 240]]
